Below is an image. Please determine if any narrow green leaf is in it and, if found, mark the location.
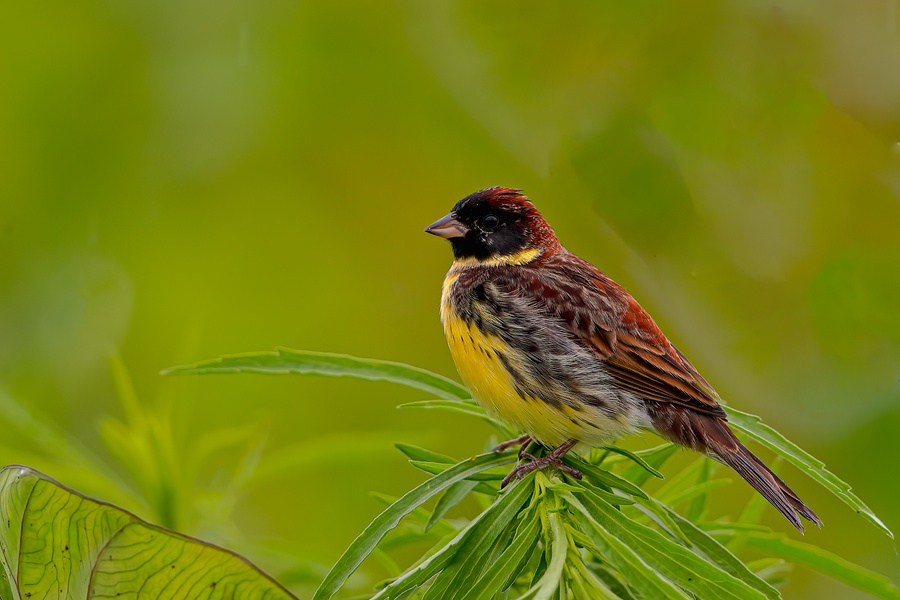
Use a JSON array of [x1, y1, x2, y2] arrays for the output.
[[313, 452, 516, 600], [528, 508, 569, 600], [0, 389, 130, 498], [600, 446, 664, 479], [663, 507, 780, 599], [740, 532, 900, 599], [629, 496, 691, 545], [426, 480, 478, 532], [0, 466, 296, 600], [371, 510, 493, 600], [589, 560, 643, 600], [569, 559, 626, 600], [368, 492, 456, 539], [565, 455, 649, 499], [371, 548, 403, 578], [252, 431, 406, 486], [567, 564, 599, 600], [619, 444, 678, 487], [725, 406, 893, 538], [745, 558, 793, 587], [729, 457, 784, 554], [658, 479, 732, 510], [570, 488, 769, 600], [570, 499, 689, 600], [163, 348, 471, 401], [397, 400, 511, 432], [410, 460, 510, 481], [698, 522, 774, 535], [501, 520, 543, 593], [653, 455, 709, 501], [395, 443, 456, 464], [425, 476, 535, 599], [686, 458, 711, 522]]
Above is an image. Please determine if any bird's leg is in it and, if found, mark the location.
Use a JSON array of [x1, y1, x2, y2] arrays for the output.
[[492, 434, 532, 456], [500, 439, 582, 489]]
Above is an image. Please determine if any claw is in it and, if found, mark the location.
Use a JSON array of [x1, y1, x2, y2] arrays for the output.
[[492, 434, 532, 454], [499, 439, 582, 489]]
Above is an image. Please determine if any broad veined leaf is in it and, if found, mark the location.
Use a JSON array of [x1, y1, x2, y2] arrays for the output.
[[163, 348, 470, 402], [313, 451, 516, 600], [0, 568, 13, 599], [0, 466, 295, 600], [725, 406, 892, 538]]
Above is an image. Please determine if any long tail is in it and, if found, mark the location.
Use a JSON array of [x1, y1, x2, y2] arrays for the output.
[[648, 403, 821, 533]]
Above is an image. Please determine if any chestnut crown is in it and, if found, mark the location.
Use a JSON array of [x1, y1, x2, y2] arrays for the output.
[[425, 187, 559, 263]]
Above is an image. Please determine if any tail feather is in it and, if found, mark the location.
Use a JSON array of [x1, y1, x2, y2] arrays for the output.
[[648, 403, 821, 533]]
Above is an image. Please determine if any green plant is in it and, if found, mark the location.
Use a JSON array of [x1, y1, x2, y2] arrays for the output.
[[167, 349, 897, 599], [0, 348, 895, 599], [0, 466, 294, 599]]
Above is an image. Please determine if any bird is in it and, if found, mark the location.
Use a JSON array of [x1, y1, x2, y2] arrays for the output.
[[425, 186, 820, 533]]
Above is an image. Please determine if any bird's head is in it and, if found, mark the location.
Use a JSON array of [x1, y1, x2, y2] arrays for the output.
[[425, 187, 561, 265]]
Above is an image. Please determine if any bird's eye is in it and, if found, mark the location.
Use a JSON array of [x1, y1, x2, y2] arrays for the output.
[[481, 214, 500, 231]]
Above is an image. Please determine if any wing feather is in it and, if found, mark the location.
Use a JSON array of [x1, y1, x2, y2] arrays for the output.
[[505, 254, 726, 418]]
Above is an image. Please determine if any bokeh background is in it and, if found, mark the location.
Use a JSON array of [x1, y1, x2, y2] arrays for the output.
[[1, 1, 899, 598]]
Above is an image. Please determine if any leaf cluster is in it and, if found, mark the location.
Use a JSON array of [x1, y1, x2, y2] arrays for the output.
[[0, 348, 894, 599], [169, 349, 897, 599]]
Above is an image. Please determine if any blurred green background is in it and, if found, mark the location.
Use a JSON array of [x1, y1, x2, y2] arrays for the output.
[[1, 0, 899, 597]]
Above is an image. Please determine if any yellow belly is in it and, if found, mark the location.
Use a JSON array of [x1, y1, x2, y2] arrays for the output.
[[440, 274, 591, 447]]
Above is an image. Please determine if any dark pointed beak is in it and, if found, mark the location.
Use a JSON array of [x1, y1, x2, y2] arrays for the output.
[[425, 213, 468, 239]]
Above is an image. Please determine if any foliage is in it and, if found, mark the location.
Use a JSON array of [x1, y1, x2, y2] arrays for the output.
[[0, 348, 896, 598], [168, 349, 896, 599], [0, 348, 896, 599], [0, 466, 296, 600], [724, 408, 891, 538], [0, 354, 347, 594]]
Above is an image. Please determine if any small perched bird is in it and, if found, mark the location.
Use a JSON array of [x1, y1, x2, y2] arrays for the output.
[[426, 186, 820, 532]]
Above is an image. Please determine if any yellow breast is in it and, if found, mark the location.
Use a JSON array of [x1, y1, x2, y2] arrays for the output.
[[440, 272, 588, 447]]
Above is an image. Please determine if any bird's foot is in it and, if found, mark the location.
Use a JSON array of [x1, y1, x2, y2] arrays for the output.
[[492, 434, 532, 458], [500, 439, 582, 489]]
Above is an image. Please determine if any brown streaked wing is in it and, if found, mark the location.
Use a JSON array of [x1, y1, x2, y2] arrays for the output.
[[520, 254, 727, 418]]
